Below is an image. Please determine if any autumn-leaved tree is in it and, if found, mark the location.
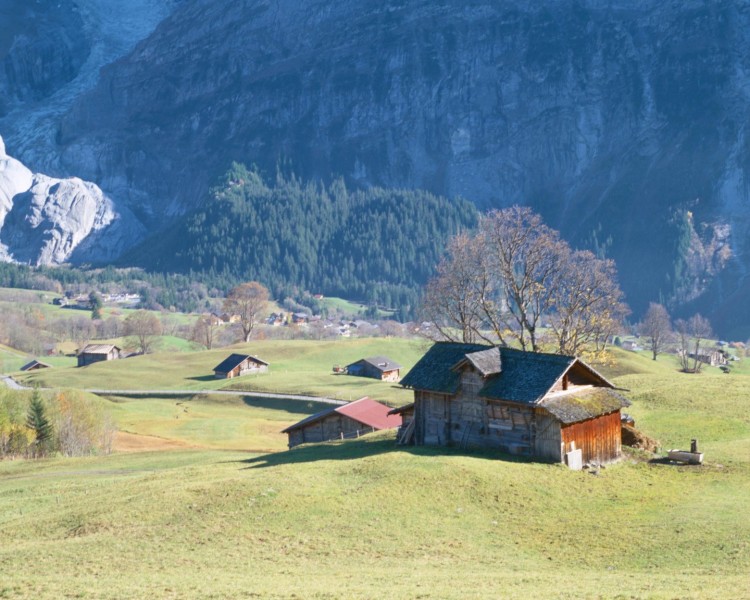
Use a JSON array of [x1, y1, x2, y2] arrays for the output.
[[124, 310, 163, 354], [420, 206, 629, 357], [224, 282, 270, 342], [638, 302, 673, 360]]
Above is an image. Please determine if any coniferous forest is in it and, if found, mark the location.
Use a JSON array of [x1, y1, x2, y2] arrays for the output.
[[122, 163, 479, 315]]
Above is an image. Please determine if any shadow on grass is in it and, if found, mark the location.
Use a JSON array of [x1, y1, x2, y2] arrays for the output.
[[241, 395, 333, 415], [648, 456, 701, 467], [238, 435, 536, 470], [186, 375, 215, 382]]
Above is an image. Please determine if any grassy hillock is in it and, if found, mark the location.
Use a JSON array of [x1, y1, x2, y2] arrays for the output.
[[0, 433, 748, 599], [2, 346, 749, 598]]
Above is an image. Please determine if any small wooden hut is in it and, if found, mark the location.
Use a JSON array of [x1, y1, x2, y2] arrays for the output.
[[19, 359, 51, 372], [213, 353, 269, 379], [400, 343, 630, 464], [346, 356, 401, 382], [282, 397, 402, 449], [77, 344, 121, 367]]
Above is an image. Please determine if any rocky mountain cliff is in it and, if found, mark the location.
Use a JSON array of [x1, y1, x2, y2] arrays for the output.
[[0, 135, 143, 264], [3, 0, 750, 332]]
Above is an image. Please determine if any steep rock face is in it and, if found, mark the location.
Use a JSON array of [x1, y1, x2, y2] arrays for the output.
[[0, 135, 33, 230], [0, 136, 144, 265], [51, 1, 750, 326], [0, 0, 90, 116]]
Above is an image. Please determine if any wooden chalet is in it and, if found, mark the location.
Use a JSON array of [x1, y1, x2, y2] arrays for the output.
[[213, 353, 269, 379], [19, 359, 51, 372], [346, 356, 401, 382], [77, 344, 121, 367], [400, 343, 630, 465], [282, 397, 402, 449]]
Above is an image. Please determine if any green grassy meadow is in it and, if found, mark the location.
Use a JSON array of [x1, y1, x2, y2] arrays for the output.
[[2, 342, 750, 597], [17, 338, 428, 404]]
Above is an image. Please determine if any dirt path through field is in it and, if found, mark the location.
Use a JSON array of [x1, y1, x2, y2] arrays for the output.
[[113, 431, 197, 453]]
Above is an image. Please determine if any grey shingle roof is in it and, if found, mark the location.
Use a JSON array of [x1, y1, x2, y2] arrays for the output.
[[460, 347, 502, 377], [213, 353, 268, 373], [402, 342, 618, 408], [81, 344, 120, 354], [478, 348, 576, 405], [20, 359, 51, 371], [541, 388, 631, 424], [349, 356, 401, 372], [399, 342, 491, 394]]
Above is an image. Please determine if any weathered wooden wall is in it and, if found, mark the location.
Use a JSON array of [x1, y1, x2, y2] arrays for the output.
[[415, 390, 450, 445], [414, 370, 534, 454], [287, 415, 374, 448], [533, 409, 562, 461], [561, 411, 622, 464]]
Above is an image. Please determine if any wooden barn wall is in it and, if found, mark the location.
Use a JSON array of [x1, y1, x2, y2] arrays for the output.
[[534, 409, 562, 462], [561, 411, 622, 464], [288, 414, 374, 448], [239, 360, 268, 376], [414, 370, 534, 454], [380, 369, 400, 382], [415, 390, 450, 445], [361, 362, 382, 379], [484, 399, 534, 455]]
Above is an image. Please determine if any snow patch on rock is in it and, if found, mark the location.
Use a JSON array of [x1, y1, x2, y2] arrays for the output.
[[0, 135, 144, 265]]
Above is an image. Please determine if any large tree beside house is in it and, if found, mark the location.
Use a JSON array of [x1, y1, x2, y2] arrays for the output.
[[421, 207, 628, 356]]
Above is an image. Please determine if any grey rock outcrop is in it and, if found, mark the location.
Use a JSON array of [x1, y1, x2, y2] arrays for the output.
[[0, 136, 144, 265]]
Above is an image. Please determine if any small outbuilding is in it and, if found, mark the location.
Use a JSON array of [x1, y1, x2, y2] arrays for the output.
[[77, 344, 121, 367], [346, 356, 401, 382], [400, 342, 630, 465], [282, 397, 402, 449], [388, 403, 415, 445], [213, 353, 269, 379], [20, 359, 51, 372]]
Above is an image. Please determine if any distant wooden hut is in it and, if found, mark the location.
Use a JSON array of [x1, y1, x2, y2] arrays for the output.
[[346, 356, 401, 382], [77, 344, 121, 367], [400, 343, 630, 465], [213, 353, 269, 379], [282, 397, 402, 449], [19, 359, 51, 372]]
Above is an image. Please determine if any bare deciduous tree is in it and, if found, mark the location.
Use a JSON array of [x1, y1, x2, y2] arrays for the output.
[[638, 302, 673, 360], [479, 207, 567, 352], [419, 206, 629, 357], [191, 315, 219, 349], [124, 310, 163, 354], [420, 233, 487, 343], [548, 250, 629, 356], [675, 314, 713, 372], [224, 282, 270, 342]]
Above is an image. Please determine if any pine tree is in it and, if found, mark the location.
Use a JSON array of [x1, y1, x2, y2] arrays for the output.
[[26, 388, 52, 457]]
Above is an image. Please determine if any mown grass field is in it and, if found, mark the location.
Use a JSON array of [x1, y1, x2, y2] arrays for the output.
[[17, 338, 428, 404], [106, 393, 322, 452], [2, 347, 749, 598]]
